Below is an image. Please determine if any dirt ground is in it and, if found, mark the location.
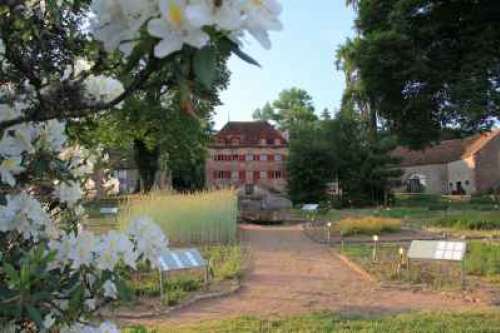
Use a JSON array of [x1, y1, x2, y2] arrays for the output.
[[125, 224, 495, 326]]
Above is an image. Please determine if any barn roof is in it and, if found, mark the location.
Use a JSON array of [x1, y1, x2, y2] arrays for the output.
[[392, 130, 499, 167], [213, 121, 287, 146]]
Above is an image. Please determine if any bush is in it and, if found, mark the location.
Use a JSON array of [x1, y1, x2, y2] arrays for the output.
[[203, 245, 245, 281], [429, 212, 500, 230], [466, 241, 500, 277], [117, 190, 238, 245], [334, 217, 401, 236]]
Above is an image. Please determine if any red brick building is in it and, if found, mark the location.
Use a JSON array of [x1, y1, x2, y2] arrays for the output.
[[206, 121, 288, 192]]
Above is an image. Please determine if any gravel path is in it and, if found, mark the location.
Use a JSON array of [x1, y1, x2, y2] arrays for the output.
[[127, 224, 490, 326]]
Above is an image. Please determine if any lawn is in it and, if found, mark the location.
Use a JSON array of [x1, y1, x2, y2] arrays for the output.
[[124, 311, 500, 332]]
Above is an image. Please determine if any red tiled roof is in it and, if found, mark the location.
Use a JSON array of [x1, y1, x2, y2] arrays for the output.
[[213, 121, 287, 146], [392, 130, 499, 167]]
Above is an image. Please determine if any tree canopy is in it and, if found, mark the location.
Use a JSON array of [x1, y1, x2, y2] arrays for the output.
[[253, 87, 318, 131], [338, 0, 500, 147]]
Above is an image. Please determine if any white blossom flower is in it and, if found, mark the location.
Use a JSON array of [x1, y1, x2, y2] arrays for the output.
[[90, 0, 157, 56], [127, 216, 168, 267], [147, 0, 209, 58], [84, 75, 125, 106], [38, 120, 67, 152], [242, 0, 283, 49], [84, 298, 97, 311], [43, 314, 56, 329], [0, 193, 51, 240], [53, 181, 83, 207], [68, 231, 96, 269], [0, 123, 38, 157], [95, 230, 137, 271], [48, 232, 77, 267], [185, 0, 244, 31], [102, 279, 118, 299], [0, 157, 24, 187]]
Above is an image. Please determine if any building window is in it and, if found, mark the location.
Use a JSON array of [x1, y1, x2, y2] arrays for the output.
[[214, 170, 225, 179], [268, 170, 282, 179], [253, 171, 260, 180], [267, 138, 274, 145], [239, 155, 245, 161], [259, 138, 266, 145], [260, 171, 267, 179], [232, 154, 239, 161], [465, 180, 470, 186], [260, 154, 268, 161], [245, 154, 253, 161], [231, 171, 239, 179], [274, 138, 281, 145], [274, 154, 282, 161], [231, 137, 240, 145], [254, 154, 260, 161], [239, 171, 246, 180]]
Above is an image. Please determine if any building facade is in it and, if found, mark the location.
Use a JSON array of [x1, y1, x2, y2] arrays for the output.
[[392, 130, 500, 195], [206, 121, 288, 192]]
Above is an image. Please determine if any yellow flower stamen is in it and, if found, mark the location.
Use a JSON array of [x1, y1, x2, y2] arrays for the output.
[[168, 1, 184, 27]]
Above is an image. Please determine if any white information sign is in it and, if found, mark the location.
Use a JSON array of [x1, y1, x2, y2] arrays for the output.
[[408, 240, 466, 262], [302, 204, 319, 212], [99, 207, 119, 215]]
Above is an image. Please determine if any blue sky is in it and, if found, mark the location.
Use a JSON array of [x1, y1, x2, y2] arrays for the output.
[[213, 1, 356, 129]]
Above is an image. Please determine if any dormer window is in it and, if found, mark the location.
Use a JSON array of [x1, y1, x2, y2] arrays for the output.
[[231, 137, 240, 145], [274, 138, 282, 145], [259, 138, 266, 145]]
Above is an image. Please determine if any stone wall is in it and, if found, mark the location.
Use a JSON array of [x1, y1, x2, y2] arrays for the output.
[[396, 164, 449, 194], [474, 134, 500, 193], [447, 157, 476, 194]]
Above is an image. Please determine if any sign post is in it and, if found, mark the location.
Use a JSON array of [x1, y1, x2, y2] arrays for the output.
[[407, 240, 467, 288]]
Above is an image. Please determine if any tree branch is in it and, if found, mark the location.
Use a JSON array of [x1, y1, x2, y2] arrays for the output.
[[0, 57, 160, 131]]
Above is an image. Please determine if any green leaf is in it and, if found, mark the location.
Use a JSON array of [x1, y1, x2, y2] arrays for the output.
[[232, 45, 260, 67], [193, 46, 217, 89], [26, 305, 43, 328]]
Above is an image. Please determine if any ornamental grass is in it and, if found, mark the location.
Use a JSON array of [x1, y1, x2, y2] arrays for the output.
[[334, 216, 401, 236], [117, 189, 238, 246]]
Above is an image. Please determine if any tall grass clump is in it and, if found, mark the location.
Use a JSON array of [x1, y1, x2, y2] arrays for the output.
[[117, 190, 238, 246], [334, 216, 401, 236]]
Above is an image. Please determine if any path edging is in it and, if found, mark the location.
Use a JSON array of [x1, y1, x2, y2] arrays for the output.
[[111, 281, 242, 320]]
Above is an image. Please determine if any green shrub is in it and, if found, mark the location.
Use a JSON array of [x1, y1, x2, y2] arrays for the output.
[[204, 245, 244, 281], [429, 212, 500, 230], [466, 241, 500, 277], [117, 190, 238, 245]]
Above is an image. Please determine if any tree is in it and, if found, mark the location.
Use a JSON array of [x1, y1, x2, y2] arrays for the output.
[[253, 87, 318, 131], [252, 102, 275, 122], [287, 109, 401, 206], [339, 0, 500, 148], [287, 122, 334, 203], [321, 108, 332, 120], [0, 0, 283, 330]]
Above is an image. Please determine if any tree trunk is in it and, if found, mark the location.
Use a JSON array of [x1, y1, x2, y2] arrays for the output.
[[133, 139, 160, 193]]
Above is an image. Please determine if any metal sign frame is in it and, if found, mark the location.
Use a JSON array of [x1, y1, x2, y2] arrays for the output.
[[407, 240, 467, 288], [157, 248, 209, 300]]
